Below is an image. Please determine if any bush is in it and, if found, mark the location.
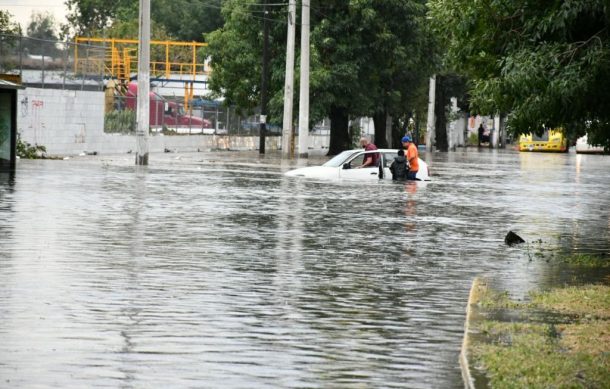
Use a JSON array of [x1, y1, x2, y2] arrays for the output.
[[16, 133, 46, 159], [467, 132, 479, 146], [104, 110, 136, 134]]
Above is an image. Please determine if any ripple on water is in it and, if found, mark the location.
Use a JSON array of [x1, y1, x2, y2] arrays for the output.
[[0, 150, 609, 388]]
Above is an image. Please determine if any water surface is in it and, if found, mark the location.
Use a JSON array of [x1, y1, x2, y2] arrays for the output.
[[1, 149, 609, 388]]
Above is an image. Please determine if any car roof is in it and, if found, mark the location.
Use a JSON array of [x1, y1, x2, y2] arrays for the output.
[[349, 148, 399, 153]]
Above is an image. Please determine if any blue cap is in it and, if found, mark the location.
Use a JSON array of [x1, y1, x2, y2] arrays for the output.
[[402, 136, 412, 143]]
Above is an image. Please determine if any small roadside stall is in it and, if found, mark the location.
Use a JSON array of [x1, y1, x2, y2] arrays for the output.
[[0, 79, 22, 172]]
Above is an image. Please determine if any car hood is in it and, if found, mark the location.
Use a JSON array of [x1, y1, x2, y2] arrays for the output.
[[284, 166, 339, 179]]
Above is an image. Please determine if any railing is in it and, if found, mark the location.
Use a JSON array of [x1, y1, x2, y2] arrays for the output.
[[74, 37, 209, 84], [0, 34, 107, 90], [105, 94, 283, 137]]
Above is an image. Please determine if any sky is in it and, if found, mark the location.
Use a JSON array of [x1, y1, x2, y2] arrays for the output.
[[1, 0, 68, 32]]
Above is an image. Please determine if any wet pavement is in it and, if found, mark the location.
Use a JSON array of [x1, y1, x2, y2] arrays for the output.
[[0, 148, 609, 388]]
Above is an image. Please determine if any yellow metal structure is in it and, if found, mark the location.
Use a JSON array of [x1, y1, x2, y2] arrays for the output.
[[74, 37, 209, 108], [519, 129, 568, 152]]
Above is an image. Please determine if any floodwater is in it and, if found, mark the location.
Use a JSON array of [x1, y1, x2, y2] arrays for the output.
[[1, 149, 609, 388]]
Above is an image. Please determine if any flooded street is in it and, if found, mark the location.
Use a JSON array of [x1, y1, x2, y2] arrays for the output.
[[1, 149, 609, 388]]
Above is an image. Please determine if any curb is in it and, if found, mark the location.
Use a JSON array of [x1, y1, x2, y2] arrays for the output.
[[460, 277, 486, 389]]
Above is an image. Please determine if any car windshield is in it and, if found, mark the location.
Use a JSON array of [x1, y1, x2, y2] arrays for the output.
[[323, 150, 358, 167]]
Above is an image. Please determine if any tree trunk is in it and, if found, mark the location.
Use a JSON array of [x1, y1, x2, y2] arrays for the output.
[[391, 116, 403, 149], [328, 105, 350, 155], [414, 111, 421, 145], [372, 110, 388, 148], [434, 76, 448, 152]]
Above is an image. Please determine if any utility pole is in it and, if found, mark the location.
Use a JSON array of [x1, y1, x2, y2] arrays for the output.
[[297, 0, 310, 158], [281, 0, 296, 158], [425, 75, 436, 153], [135, 0, 150, 165], [259, 0, 270, 155]]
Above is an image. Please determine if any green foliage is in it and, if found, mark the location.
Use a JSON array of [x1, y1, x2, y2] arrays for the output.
[[63, 0, 133, 37], [556, 253, 610, 268], [0, 10, 22, 72], [64, 0, 223, 40], [206, 0, 435, 154], [349, 122, 362, 149], [205, 0, 270, 114], [23, 11, 61, 57], [467, 132, 478, 146], [152, 0, 223, 41], [26, 11, 58, 41], [0, 10, 22, 35], [16, 133, 46, 159], [104, 109, 136, 134], [429, 0, 610, 148]]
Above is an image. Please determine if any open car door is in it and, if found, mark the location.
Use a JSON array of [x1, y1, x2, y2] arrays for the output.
[[339, 151, 382, 180]]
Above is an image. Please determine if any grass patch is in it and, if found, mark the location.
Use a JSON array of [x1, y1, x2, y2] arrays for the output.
[[473, 320, 609, 388], [476, 286, 523, 310], [528, 285, 610, 318], [469, 283, 610, 388], [557, 253, 610, 267]]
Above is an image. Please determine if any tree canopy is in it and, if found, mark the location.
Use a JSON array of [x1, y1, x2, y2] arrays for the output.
[[22, 11, 61, 57], [429, 0, 610, 148], [0, 10, 22, 36], [63, 0, 223, 41], [206, 0, 435, 154]]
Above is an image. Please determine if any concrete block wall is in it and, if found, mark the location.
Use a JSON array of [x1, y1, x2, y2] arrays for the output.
[[17, 87, 330, 156], [17, 88, 105, 155]]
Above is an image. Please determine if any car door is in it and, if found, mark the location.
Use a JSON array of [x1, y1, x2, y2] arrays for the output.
[[339, 151, 380, 180], [381, 152, 396, 180]]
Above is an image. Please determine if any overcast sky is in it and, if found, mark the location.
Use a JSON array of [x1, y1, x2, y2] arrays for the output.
[[1, 0, 68, 32]]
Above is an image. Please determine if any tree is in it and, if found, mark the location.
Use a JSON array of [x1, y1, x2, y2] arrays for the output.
[[356, 0, 436, 149], [24, 11, 60, 57], [152, 0, 223, 41], [64, 0, 223, 40], [309, 0, 376, 154], [206, 0, 287, 116], [0, 11, 22, 72], [0, 10, 22, 36], [206, 0, 436, 154], [64, 0, 126, 37], [429, 0, 610, 148]]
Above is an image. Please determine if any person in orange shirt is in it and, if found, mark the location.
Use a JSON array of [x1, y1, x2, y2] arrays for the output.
[[401, 136, 419, 180]]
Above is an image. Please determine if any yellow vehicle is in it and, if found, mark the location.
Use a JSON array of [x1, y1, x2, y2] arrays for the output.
[[518, 129, 568, 152]]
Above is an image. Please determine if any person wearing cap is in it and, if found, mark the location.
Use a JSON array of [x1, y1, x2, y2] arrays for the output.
[[401, 135, 419, 180], [356, 136, 379, 168]]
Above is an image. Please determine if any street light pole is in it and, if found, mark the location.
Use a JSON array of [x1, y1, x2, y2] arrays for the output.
[[425, 75, 436, 153], [281, 0, 296, 158], [259, 0, 270, 155], [297, 0, 310, 158], [135, 0, 150, 165]]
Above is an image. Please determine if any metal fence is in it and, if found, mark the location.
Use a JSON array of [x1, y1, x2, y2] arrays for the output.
[[0, 34, 106, 90], [1, 34, 285, 135], [105, 94, 282, 136]]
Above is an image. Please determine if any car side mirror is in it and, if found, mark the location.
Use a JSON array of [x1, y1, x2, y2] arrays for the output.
[[342, 163, 351, 170]]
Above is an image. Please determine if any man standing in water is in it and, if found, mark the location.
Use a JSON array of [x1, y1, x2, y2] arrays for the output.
[[357, 136, 379, 168], [401, 136, 419, 180]]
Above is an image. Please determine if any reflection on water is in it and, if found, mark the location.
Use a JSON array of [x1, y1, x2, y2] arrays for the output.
[[0, 150, 609, 388]]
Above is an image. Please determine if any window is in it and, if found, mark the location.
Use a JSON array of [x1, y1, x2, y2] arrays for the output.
[[346, 153, 365, 167]]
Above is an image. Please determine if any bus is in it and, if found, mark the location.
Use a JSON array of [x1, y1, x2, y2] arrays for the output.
[[518, 129, 568, 152]]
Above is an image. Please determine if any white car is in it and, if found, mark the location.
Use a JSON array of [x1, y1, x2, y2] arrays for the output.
[[285, 149, 431, 181], [575, 134, 606, 154]]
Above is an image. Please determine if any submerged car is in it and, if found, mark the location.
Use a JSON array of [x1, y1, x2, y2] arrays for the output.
[[285, 149, 431, 181]]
